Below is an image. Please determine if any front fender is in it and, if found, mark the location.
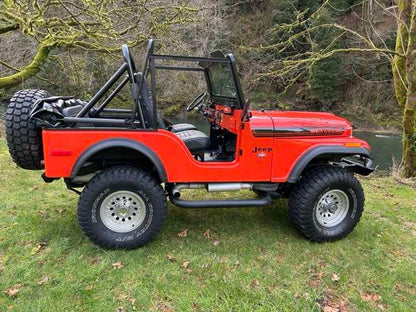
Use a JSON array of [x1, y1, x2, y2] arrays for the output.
[[287, 145, 373, 183]]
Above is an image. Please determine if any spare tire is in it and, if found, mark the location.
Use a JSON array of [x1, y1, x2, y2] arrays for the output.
[[6, 89, 51, 170]]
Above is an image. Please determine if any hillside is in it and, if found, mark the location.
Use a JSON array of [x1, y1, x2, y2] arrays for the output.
[[0, 0, 401, 131]]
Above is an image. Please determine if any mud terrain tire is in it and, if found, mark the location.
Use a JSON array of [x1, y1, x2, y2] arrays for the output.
[[6, 89, 50, 170], [288, 166, 364, 242], [78, 166, 167, 249]]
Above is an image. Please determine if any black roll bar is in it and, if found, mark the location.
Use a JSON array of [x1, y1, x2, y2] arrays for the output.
[[68, 38, 248, 128], [91, 76, 130, 117], [76, 62, 128, 118]]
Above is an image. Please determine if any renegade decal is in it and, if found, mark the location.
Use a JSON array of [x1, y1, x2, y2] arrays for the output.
[[252, 127, 345, 137]]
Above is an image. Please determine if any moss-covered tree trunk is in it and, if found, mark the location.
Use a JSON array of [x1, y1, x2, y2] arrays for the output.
[[0, 43, 53, 89], [393, 0, 416, 178]]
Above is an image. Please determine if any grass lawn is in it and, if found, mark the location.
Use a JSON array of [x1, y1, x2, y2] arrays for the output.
[[0, 137, 415, 311]]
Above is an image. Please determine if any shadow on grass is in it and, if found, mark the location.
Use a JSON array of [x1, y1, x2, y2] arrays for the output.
[[35, 197, 301, 251]]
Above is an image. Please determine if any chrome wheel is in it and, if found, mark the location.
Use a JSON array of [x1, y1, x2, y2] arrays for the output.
[[315, 189, 349, 227], [99, 191, 146, 233]]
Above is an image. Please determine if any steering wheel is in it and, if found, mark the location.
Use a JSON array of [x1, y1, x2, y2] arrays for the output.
[[121, 44, 137, 83], [187, 92, 208, 111]]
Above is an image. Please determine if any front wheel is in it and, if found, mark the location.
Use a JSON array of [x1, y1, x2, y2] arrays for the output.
[[288, 166, 364, 242], [78, 166, 167, 249]]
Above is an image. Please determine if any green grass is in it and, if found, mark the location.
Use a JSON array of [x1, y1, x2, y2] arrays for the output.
[[0, 138, 415, 312]]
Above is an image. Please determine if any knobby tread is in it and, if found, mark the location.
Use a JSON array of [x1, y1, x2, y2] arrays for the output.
[[288, 166, 364, 242], [78, 166, 167, 249], [6, 89, 50, 170]]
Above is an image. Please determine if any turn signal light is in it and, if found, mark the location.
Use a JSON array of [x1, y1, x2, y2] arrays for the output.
[[344, 142, 362, 147]]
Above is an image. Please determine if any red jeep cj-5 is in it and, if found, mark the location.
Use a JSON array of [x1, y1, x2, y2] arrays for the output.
[[6, 40, 374, 249]]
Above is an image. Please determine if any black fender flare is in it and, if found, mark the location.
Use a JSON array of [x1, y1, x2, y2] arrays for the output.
[[287, 145, 372, 183], [70, 138, 167, 182]]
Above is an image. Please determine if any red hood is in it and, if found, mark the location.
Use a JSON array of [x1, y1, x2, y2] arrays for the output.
[[250, 110, 352, 137]]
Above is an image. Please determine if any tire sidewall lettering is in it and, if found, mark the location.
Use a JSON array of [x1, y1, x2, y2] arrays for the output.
[[92, 188, 111, 223]]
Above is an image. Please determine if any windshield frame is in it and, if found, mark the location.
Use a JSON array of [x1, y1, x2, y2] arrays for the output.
[[141, 40, 247, 126], [203, 56, 244, 109]]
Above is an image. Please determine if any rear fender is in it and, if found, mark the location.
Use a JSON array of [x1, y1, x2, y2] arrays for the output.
[[70, 138, 167, 182]]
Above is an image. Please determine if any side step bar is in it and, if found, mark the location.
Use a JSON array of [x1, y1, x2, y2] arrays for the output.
[[169, 194, 272, 209]]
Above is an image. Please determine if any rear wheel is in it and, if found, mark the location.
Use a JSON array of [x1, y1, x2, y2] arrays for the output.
[[6, 89, 50, 169], [288, 166, 364, 242], [78, 166, 167, 249]]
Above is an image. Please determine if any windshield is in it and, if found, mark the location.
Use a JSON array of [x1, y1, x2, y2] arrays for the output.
[[208, 63, 237, 98]]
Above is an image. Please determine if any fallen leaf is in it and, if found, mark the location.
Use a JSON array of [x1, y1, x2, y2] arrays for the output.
[[129, 298, 136, 310], [85, 284, 94, 291], [213, 239, 219, 246], [177, 229, 188, 237], [276, 255, 285, 263], [185, 268, 192, 273], [5, 284, 23, 297], [90, 257, 102, 264], [115, 307, 125, 312], [318, 261, 327, 269], [112, 262, 123, 269], [378, 303, 387, 310], [320, 297, 348, 312], [182, 261, 190, 269], [392, 250, 404, 258], [310, 279, 320, 287], [293, 292, 301, 299], [361, 292, 381, 302], [251, 279, 260, 288], [33, 242, 47, 253], [58, 208, 65, 214], [203, 229, 211, 239], [37, 276, 50, 285], [157, 302, 173, 312], [0, 262, 3, 272], [39, 260, 47, 266], [166, 254, 176, 262], [331, 273, 340, 282], [191, 302, 199, 311]]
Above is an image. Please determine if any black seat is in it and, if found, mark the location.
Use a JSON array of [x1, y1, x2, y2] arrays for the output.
[[137, 75, 209, 153], [174, 129, 209, 153], [170, 123, 197, 133]]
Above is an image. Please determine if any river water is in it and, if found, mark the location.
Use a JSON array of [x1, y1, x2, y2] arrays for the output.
[[0, 104, 401, 171]]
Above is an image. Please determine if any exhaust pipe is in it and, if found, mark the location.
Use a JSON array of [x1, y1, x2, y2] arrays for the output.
[[171, 183, 205, 198], [171, 183, 253, 198], [207, 183, 252, 192]]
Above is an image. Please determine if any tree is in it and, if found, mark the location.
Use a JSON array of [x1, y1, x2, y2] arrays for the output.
[[392, 0, 416, 177], [258, 0, 416, 178], [0, 0, 196, 89]]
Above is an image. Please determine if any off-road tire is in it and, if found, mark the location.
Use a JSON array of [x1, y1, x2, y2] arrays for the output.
[[6, 89, 50, 170], [288, 166, 364, 242], [78, 166, 167, 249]]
